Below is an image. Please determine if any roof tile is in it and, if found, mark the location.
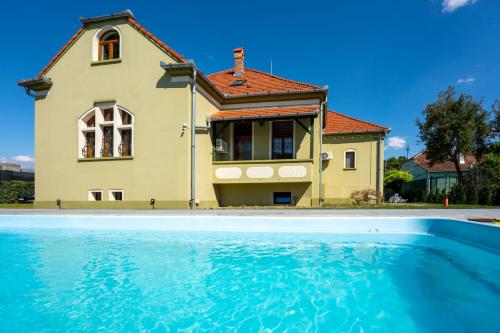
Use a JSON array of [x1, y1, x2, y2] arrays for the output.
[[410, 152, 475, 172], [207, 68, 321, 97], [324, 110, 388, 134], [209, 105, 319, 121]]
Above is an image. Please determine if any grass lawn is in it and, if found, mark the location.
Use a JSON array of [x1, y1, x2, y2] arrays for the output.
[[0, 203, 34, 209]]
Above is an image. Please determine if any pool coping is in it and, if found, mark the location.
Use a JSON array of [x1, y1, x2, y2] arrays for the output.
[[0, 208, 499, 219]]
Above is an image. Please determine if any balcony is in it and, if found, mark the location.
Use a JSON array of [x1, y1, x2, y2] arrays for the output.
[[213, 159, 313, 184]]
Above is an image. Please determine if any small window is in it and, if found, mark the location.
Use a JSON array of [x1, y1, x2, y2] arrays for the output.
[[99, 31, 120, 61], [89, 190, 103, 201], [109, 190, 124, 201], [345, 150, 356, 169], [273, 192, 292, 205], [230, 79, 247, 87]]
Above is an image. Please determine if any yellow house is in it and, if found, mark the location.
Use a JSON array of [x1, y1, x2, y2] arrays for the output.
[[18, 10, 389, 209]]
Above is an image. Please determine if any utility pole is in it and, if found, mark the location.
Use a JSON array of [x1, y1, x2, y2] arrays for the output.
[[270, 58, 273, 75], [406, 145, 410, 160]]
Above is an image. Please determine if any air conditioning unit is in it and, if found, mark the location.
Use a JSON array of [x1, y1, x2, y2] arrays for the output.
[[215, 139, 228, 153], [321, 151, 333, 160]]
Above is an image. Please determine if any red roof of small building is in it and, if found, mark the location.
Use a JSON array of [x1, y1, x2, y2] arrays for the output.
[[410, 152, 476, 172], [207, 68, 321, 97], [324, 110, 388, 134], [209, 105, 319, 121], [35, 17, 185, 79]]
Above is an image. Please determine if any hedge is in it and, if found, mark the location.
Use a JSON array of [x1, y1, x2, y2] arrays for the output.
[[0, 180, 34, 203]]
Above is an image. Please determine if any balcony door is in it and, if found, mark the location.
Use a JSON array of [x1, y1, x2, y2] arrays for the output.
[[272, 120, 294, 159], [233, 122, 252, 160]]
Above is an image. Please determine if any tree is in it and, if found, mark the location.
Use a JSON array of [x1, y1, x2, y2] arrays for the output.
[[417, 87, 490, 181], [492, 99, 500, 136], [384, 169, 413, 194], [385, 156, 408, 171]]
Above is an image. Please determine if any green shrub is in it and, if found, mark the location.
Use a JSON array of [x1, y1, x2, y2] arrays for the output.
[[0, 180, 34, 203], [465, 183, 478, 205], [449, 183, 467, 204], [478, 186, 494, 205]]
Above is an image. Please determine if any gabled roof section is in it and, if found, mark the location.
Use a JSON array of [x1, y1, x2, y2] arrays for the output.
[[408, 152, 476, 172], [324, 110, 389, 135], [33, 10, 185, 80], [209, 105, 320, 122], [207, 68, 322, 97]]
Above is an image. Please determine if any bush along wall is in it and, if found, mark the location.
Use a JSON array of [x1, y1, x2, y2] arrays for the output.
[[0, 180, 34, 203]]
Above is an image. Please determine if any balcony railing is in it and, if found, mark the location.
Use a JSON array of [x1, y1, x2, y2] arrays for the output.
[[213, 159, 313, 184], [81, 144, 95, 158]]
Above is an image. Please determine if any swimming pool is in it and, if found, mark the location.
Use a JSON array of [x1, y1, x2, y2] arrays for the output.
[[1, 215, 499, 332]]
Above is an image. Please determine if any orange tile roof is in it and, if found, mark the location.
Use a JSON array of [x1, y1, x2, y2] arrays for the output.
[[324, 110, 388, 134], [35, 17, 184, 79], [409, 152, 475, 172], [36, 27, 85, 78], [209, 105, 320, 121], [127, 18, 185, 63], [207, 68, 321, 97]]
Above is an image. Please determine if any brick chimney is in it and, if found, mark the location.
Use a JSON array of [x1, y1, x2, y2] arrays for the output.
[[233, 47, 244, 73]]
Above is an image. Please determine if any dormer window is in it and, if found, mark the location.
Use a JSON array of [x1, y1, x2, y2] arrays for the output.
[[98, 31, 120, 61]]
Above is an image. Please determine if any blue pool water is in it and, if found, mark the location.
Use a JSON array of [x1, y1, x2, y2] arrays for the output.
[[1, 228, 500, 332]]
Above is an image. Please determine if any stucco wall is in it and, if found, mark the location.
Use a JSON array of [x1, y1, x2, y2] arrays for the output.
[[322, 134, 384, 203], [34, 18, 192, 208], [215, 183, 312, 207]]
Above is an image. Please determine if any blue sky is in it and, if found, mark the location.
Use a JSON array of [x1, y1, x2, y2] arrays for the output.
[[1, 0, 499, 169]]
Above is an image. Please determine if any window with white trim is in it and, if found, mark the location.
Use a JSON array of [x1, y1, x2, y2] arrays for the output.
[[79, 104, 134, 159], [93, 27, 121, 62], [88, 190, 103, 201], [109, 190, 124, 201], [344, 149, 356, 169]]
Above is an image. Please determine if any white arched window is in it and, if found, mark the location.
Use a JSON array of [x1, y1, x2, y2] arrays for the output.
[[344, 149, 357, 169], [92, 26, 121, 61], [79, 104, 134, 159]]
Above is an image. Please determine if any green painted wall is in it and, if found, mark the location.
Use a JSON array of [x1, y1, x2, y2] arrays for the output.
[[322, 134, 384, 201], [34, 18, 192, 206]]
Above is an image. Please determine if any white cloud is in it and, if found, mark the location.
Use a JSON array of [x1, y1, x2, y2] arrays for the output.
[[386, 137, 407, 150], [442, 0, 477, 13], [11, 155, 34, 163], [456, 77, 475, 84]]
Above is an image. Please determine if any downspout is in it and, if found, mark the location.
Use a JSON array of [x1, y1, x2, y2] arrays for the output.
[[376, 136, 382, 203], [190, 69, 197, 209], [319, 96, 327, 206]]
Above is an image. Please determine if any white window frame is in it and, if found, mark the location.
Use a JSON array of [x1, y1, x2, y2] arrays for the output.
[[78, 104, 134, 159], [109, 189, 125, 201], [92, 26, 122, 62], [344, 149, 357, 169], [88, 190, 104, 201]]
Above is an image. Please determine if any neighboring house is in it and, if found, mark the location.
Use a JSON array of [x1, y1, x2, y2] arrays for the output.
[[0, 163, 21, 172], [18, 10, 389, 208], [401, 152, 476, 193], [0, 163, 34, 181]]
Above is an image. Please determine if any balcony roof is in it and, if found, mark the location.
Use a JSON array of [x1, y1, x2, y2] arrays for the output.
[[208, 105, 320, 122]]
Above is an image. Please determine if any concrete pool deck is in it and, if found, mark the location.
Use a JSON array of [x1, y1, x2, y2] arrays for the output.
[[1, 208, 499, 220]]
